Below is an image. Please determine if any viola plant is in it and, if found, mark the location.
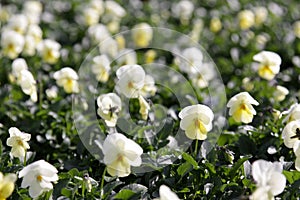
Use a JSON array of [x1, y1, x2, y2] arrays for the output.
[[1, 0, 300, 200]]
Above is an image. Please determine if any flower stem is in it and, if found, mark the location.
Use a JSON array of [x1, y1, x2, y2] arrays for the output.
[[100, 167, 107, 199], [23, 150, 27, 166], [194, 139, 199, 158]]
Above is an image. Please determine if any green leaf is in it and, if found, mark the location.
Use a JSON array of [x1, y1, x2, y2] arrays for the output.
[[182, 152, 198, 168], [61, 188, 72, 197], [229, 156, 252, 179], [113, 189, 136, 200], [283, 170, 300, 184], [177, 162, 193, 177]]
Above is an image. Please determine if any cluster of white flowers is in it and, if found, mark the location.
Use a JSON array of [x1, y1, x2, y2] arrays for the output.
[[11, 58, 38, 102], [281, 103, 300, 171], [5, 127, 59, 198]]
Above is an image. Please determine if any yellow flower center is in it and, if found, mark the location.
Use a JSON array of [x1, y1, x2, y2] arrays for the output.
[[36, 175, 43, 182], [195, 119, 207, 134], [17, 140, 23, 146], [259, 65, 273, 76], [127, 82, 134, 88]]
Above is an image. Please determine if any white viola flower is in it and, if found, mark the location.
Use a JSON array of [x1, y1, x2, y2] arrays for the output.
[[99, 37, 118, 57], [83, 7, 100, 26], [0, 172, 17, 200], [89, 0, 104, 16], [179, 104, 214, 140], [23, 35, 36, 56], [189, 62, 215, 89], [238, 10, 255, 30], [282, 120, 300, 148], [103, 133, 143, 177], [116, 49, 137, 65], [282, 103, 300, 123], [37, 39, 61, 64], [138, 95, 150, 121], [46, 86, 58, 100], [172, 0, 194, 23], [7, 14, 28, 34], [103, 1, 126, 22], [87, 24, 110, 44], [12, 58, 28, 80], [253, 51, 281, 80], [132, 23, 153, 48], [1, 30, 25, 59], [19, 160, 59, 198], [178, 47, 203, 74], [23, 1, 42, 24], [17, 70, 38, 102], [116, 65, 146, 98], [91, 55, 111, 83], [294, 141, 300, 171], [254, 7, 268, 25], [273, 85, 289, 102], [227, 92, 259, 124], [97, 93, 122, 127], [26, 24, 43, 44], [156, 185, 180, 200], [6, 127, 31, 159], [251, 160, 286, 200], [140, 75, 157, 98], [53, 67, 79, 93]]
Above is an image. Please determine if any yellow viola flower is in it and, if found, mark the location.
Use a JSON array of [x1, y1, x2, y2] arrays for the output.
[[179, 104, 214, 140], [145, 50, 156, 64], [0, 172, 17, 200], [227, 92, 259, 124], [103, 133, 143, 177], [210, 17, 222, 33], [53, 67, 79, 93], [238, 10, 255, 30], [253, 51, 281, 80], [132, 23, 153, 48]]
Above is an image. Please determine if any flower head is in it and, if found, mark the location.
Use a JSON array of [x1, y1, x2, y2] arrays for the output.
[[179, 104, 214, 140], [18, 70, 38, 102], [253, 51, 281, 80], [282, 103, 300, 123], [238, 10, 255, 30], [7, 14, 28, 34], [227, 92, 259, 124], [0, 172, 17, 200], [172, 0, 194, 24], [37, 39, 61, 64], [273, 85, 289, 102], [1, 30, 24, 59], [179, 47, 203, 74], [138, 95, 150, 121], [156, 185, 180, 200], [53, 67, 79, 93], [132, 23, 153, 48], [116, 65, 146, 98], [19, 160, 58, 198], [251, 160, 286, 199], [6, 127, 31, 159], [97, 93, 122, 127], [282, 120, 300, 148], [103, 133, 143, 177], [293, 141, 300, 171], [91, 55, 111, 83], [12, 58, 28, 80]]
